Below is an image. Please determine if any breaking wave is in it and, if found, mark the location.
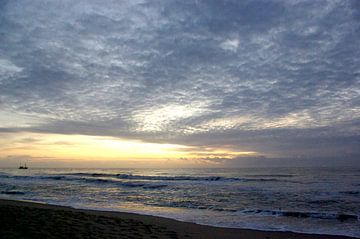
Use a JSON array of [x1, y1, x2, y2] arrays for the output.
[[65, 172, 289, 182], [239, 209, 359, 222]]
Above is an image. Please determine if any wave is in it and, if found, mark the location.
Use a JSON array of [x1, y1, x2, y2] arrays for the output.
[[43, 176, 67, 180], [0, 172, 296, 183], [0, 173, 168, 189], [239, 209, 359, 221], [0, 174, 10, 178], [1, 190, 25, 195], [148, 200, 359, 222], [75, 177, 168, 189], [2, 175, 67, 181], [65, 173, 288, 183], [339, 191, 360, 195], [68, 173, 226, 181], [309, 199, 340, 204], [245, 174, 294, 178], [144, 201, 359, 222]]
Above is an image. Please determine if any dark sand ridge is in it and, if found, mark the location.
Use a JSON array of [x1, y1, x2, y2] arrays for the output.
[[0, 199, 356, 239]]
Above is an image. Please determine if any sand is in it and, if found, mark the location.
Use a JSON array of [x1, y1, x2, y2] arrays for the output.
[[0, 199, 356, 239]]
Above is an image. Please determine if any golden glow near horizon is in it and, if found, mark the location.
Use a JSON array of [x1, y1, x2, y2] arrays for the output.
[[0, 132, 257, 165]]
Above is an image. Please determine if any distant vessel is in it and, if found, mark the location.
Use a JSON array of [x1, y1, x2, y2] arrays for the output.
[[19, 163, 28, 169]]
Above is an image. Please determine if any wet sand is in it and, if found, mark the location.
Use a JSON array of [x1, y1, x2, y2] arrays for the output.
[[0, 199, 356, 239]]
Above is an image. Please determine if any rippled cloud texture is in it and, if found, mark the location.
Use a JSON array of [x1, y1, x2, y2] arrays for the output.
[[1, 0, 360, 165]]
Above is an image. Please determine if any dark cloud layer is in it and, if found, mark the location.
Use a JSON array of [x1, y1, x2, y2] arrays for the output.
[[0, 0, 360, 160]]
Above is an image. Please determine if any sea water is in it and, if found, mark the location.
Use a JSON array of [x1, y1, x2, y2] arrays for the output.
[[0, 167, 359, 237]]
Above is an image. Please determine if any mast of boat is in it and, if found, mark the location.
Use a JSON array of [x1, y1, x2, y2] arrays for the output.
[[19, 161, 28, 169]]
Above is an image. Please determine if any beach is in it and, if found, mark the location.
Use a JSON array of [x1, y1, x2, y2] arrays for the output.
[[0, 199, 356, 239]]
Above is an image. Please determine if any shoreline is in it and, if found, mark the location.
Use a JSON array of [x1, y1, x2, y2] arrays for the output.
[[0, 198, 357, 239]]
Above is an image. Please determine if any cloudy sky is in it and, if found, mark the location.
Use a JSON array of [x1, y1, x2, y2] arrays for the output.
[[0, 0, 359, 167]]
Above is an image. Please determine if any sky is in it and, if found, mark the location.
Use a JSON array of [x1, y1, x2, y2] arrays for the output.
[[0, 0, 360, 168]]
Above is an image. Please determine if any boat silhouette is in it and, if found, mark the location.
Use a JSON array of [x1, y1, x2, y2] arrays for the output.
[[19, 163, 28, 169]]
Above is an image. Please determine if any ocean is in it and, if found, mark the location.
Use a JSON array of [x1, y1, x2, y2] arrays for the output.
[[0, 167, 359, 237]]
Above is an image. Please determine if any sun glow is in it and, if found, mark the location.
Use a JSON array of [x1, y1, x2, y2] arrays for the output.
[[0, 132, 258, 167], [0, 133, 191, 160]]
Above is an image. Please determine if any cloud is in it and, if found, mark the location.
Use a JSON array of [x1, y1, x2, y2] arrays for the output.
[[0, 0, 359, 161], [0, 58, 23, 84], [220, 38, 239, 52]]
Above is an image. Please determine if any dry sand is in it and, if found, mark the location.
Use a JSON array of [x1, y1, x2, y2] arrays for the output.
[[0, 199, 356, 239]]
